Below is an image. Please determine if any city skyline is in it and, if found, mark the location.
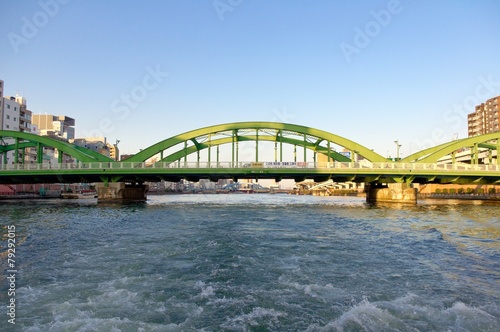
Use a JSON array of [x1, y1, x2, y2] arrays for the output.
[[1, 0, 500, 158]]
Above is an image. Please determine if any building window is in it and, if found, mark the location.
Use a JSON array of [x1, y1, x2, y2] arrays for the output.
[[7, 104, 10, 109], [6, 125, 9, 129], [14, 117, 17, 121], [6, 115, 9, 120]]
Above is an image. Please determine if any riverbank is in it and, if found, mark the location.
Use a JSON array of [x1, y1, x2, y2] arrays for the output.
[[0, 190, 61, 200]]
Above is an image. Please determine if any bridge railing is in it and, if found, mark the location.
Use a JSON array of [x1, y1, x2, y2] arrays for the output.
[[1, 161, 500, 172]]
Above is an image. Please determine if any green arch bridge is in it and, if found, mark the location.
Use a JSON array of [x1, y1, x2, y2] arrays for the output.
[[1, 121, 500, 187]]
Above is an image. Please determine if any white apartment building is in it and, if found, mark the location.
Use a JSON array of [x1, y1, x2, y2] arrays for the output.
[[1, 79, 36, 164], [16, 95, 32, 133], [0, 79, 3, 128], [2, 97, 20, 131], [1, 80, 21, 164]]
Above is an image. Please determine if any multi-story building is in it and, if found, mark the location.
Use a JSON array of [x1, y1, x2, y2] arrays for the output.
[[0, 80, 3, 129], [107, 141, 120, 161], [1, 97, 20, 131], [0, 82, 32, 133], [32, 114, 76, 164], [468, 96, 500, 136], [32, 114, 75, 140], [70, 137, 120, 161], [70, 137, 110, 158], [1, 80, 27, 164], [16, 95, 32, 133]]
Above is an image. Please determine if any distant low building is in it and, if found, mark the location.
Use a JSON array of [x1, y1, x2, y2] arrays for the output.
[[120, 154, 134, 161], [71, 137, 110, 158]]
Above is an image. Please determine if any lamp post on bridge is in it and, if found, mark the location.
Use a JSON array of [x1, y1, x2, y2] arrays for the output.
[[394, 140, 402, 161]]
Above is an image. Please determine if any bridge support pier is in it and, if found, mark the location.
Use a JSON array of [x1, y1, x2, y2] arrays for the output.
[[96, 182, 149, 202], [365, 183, 417, 204]]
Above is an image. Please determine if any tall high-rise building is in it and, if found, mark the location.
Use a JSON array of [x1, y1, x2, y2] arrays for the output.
[[468, 96, 500, 136]]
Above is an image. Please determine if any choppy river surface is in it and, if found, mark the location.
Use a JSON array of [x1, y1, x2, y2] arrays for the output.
[[1, 194, 499, 331]]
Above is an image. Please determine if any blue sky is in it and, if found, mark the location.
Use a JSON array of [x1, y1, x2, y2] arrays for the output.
[[1, 0, 500, 159]]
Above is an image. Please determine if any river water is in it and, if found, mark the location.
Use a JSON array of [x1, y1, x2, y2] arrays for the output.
[[1, 194, 499, 331]]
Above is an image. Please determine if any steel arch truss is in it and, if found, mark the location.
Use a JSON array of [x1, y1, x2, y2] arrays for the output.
[[0, 130, 113, 164], [402, 132, 500, 164], [125, 122, 386, 164]]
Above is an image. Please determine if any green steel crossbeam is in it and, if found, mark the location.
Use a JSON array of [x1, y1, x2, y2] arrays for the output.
[[125, 122, 387, 163], [0, 130, 113, 163], [2, 162, 500, 185], [403, 132, 500, 163], [2, 123, 500, 187], [158, 136, 351, 163]]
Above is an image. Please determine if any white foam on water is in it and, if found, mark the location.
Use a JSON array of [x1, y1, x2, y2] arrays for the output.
[[200, 286, 215, 298], [326, 297, 413, 332], [25, 317, 183, 332], [278, 276, 346, 300], [10, 196, 500, 331], [437, 301, 499, 331], [17, 285, 48, 302], [221, 307, 288, 331], [308, 294, 500, 332], [194, 280, 216, 299], [92, 287, 139, 308], [206, 295, 250, 307], [22, 292, 205, 332]]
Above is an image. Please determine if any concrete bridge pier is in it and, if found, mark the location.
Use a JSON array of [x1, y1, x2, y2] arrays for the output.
[[96, 182, 149, 202], [365, 183, 417, 204]]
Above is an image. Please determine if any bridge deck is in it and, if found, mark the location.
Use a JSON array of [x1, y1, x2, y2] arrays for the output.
[[1, 161, 500, 185]]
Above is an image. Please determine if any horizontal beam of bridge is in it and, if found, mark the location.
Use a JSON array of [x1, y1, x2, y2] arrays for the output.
[[1, 161, 500, 185]]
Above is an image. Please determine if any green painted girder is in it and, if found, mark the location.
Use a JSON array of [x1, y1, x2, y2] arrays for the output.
[[126, 122, 386, 163], [402, 138, 469, 163], [0, 130, 113, 162], [478, 143, 497, 150], [1, 141, 113, 163], [0, 141, 37, 152], [72, 145, 115, 162], [2, 163, 500, 185], [159, 135, 351, 163], [403, 132, 500, 163]]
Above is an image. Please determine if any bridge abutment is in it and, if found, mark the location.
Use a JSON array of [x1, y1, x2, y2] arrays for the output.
[[365, 183, 417, 204], [96, 182, 149, 202]]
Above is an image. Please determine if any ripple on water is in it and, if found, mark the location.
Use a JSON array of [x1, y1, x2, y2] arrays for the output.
[[2, 195, 499, 331]]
